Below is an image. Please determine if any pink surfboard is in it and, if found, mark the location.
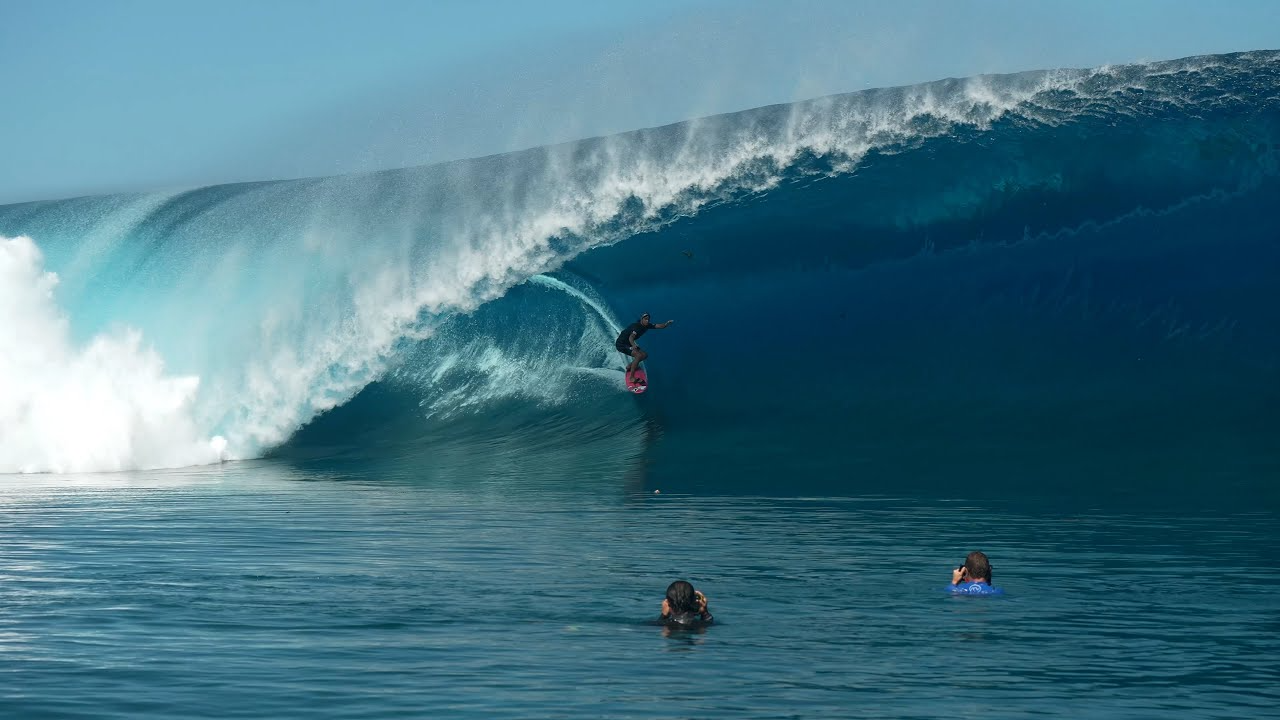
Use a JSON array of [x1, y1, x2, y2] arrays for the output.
[[625, 368, 648, 394]]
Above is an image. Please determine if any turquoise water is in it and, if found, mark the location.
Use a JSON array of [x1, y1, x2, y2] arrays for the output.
[[2, 462, 1276, 718]]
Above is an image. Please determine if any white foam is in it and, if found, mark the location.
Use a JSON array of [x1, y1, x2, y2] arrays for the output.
[[0, 235, 226, 473]]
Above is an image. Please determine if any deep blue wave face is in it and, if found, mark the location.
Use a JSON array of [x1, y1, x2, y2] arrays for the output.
[[1, 51, 1277, 510], [551, 84, 1280, 503]]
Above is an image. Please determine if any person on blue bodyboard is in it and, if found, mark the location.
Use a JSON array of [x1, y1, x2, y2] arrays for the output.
[[615, 312, 674, 385]]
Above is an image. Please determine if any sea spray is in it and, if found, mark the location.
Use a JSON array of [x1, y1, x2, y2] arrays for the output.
[[0, 235, 226, 472]]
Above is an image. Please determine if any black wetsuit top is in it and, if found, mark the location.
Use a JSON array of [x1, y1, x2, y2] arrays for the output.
[[615, 322, 650, 352]]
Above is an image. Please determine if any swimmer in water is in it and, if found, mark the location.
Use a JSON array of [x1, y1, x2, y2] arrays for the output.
[[660, 580, 714, 625], [949, 550, 1003, 595]]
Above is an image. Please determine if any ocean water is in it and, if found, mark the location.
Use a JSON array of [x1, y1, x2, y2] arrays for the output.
[[2, 467, 1277, 719], [2, 50, 1279, 717]]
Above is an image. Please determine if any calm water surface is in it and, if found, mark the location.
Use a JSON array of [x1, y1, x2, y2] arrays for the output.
[[1, 461, 1276, 719]]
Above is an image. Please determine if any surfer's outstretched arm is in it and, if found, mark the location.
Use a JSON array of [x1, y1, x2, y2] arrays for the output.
[[656, 319, 675, 329]]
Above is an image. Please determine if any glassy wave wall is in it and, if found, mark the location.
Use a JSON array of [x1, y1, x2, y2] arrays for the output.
[[1, 51, 1276, 500]]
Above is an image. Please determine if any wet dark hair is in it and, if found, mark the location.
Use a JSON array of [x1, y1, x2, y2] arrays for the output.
[[964, 551, 992, 582], [665, 580, 699, 614], [639, 313, 651, 322]]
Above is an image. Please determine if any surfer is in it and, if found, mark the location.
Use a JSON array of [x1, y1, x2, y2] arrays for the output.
[[659, 580, 713, 626], [949, 550, 1002, 595], [615, 312, 674, 383]]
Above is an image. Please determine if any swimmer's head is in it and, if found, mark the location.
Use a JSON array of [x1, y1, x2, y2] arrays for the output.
[[962, 551, 992, 582], [639, 313, 651, 324], [665, 580, 699, 614]]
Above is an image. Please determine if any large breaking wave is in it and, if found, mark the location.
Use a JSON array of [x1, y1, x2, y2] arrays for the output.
[[1, 50, 1277, 478]]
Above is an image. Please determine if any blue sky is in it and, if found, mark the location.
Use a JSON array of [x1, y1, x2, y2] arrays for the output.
[[2, 0, 1278, 204]]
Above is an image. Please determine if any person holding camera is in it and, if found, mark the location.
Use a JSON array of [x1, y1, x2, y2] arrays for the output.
[[659, 580, 714, 625], [950, 550, 1002, 595]]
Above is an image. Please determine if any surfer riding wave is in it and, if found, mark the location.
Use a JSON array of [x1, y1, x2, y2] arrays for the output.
[[615, 312, 674, 384]]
